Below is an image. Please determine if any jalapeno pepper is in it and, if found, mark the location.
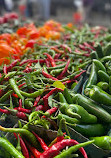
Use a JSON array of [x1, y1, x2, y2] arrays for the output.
[[93, 59, 106, 72], [97, 81, 109, 91], [72, 94, 111, 123], [90, 136, 111, 150], [98, 70, 109, 83], [67, 104, 97, 124], [86, 63, 97, 88], [67, 123, 105, 137], [89, 85, 111, 106]]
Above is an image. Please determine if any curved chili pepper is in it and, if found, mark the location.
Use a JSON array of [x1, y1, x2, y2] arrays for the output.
[[89, 85, 111, 106], [32, 132, 49, 151], [24, 139, 41, 158], [0, 125, 38, 147], [57, 59, 70, 79], [72, 93, 111, 123], [0, 137, 25, 158], [9, 78, 24, 100], [19, 89, 44, 98], [14, 133, 30, 158], [7, 59, 20, 72], [54, 140, 94, 158], [39, 139, 89, 158], [33, 96, 41, 107], [44, 53, 56, 67], [98, 70, 109, 82], [43, 107, 58, 117], [42, 69, 58, 81]]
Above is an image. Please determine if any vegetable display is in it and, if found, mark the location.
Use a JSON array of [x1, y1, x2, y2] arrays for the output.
[[0, 19, 111, 157]]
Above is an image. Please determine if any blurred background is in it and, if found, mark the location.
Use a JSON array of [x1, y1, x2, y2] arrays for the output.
[[0, 0, 111, 26]]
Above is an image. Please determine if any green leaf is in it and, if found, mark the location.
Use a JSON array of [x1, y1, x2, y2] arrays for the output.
[[52, 81, 65, 90]]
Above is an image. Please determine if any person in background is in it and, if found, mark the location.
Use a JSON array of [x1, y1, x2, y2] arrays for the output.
[[37, 0, 51, 21], [83, 0, 94, 23]]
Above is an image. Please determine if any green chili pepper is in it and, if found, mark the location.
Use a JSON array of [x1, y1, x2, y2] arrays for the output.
[[63, 88, 73, 104], [97, 82, 109, 91], [0, 90, 13, 103], [67, 123, 105, 137], [0, 126, 38, 147], [90, 51, 98, 59], [89, 86, 111, 106], [59, 92, 67, 103], [9, 78, 24, 100], [94, 42, 103, 58], [57, 113, 80, 124], [0, 137, 24, 158], [72, 94, 111, 123], [71, 82, 77, 89], [109, 76, 111, 94], [104, 43, 111, 56], [19, 89, 44, 98], [67, 104, 97, 124], [98, 70, 109, 82], [78, 60, 91, 69], [100, 56, 111, 63], [31, 69, 41, 76], [90, 136, 111, 150], [86, 63, 97, 88], [24, 98, 33, 108], [93, 59, 106, 72], [53, 100, 81, 119], [47, 63, 67, 70], [50, 69, 63, 76], [54, 140, 94, 158]]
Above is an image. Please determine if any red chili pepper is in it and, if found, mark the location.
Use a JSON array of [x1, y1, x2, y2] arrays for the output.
[[43, 107, 58, 117], [79, 44, 87, 51], [3, 107, 28, 120], [83, 53, 90, 57], [0, 108, 10, 114], [44, 53, 56, 67], [7, 59, 20, 72], [19, 99, 22, 108], [60, 44, 72, 53], [57, 59, 70, 79], [39, 139, 87, 158], [20, 59, 45, 66], [42, 69, 58, 81], [12, 93, 19, 98], [16, 107, 31, 114], [24, 139, 41, 158], [25, 40, 36, 48], [54, 53, 61, 59], [23, 67, 32, 73], [43, 88, 58, 111], [62, 79, 77, 85], [3, 65, 8, 74], [13, 133, 29, 158], [83, 42, 94, 50], [74, 70, 86, 79], [18, 83, 26, 89], [30, 155, 35, 158], [32, 132, 49, 151], [33, 96, 41, 107], [35, 105, 44, 111], [45, 59, 50, 67]]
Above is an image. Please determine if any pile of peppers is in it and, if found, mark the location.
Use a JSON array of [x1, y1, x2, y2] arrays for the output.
[[0, 20, 111, 157]]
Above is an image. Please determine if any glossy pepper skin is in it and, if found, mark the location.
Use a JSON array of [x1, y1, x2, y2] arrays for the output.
[[97, 82, 109, 91], [72, 94, 111, 123], [93, 59, 106, 72], [89, 86, 111, 106], [54, 140, 94, 158], [67, 104, 97, 124], [90, 136, 111, 150], [0, 137, 24, 158], [69, 123, 105, 137], [57, 113, 80, 124], [98, 70, 109, 83], [86, 63, 97, 88]]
